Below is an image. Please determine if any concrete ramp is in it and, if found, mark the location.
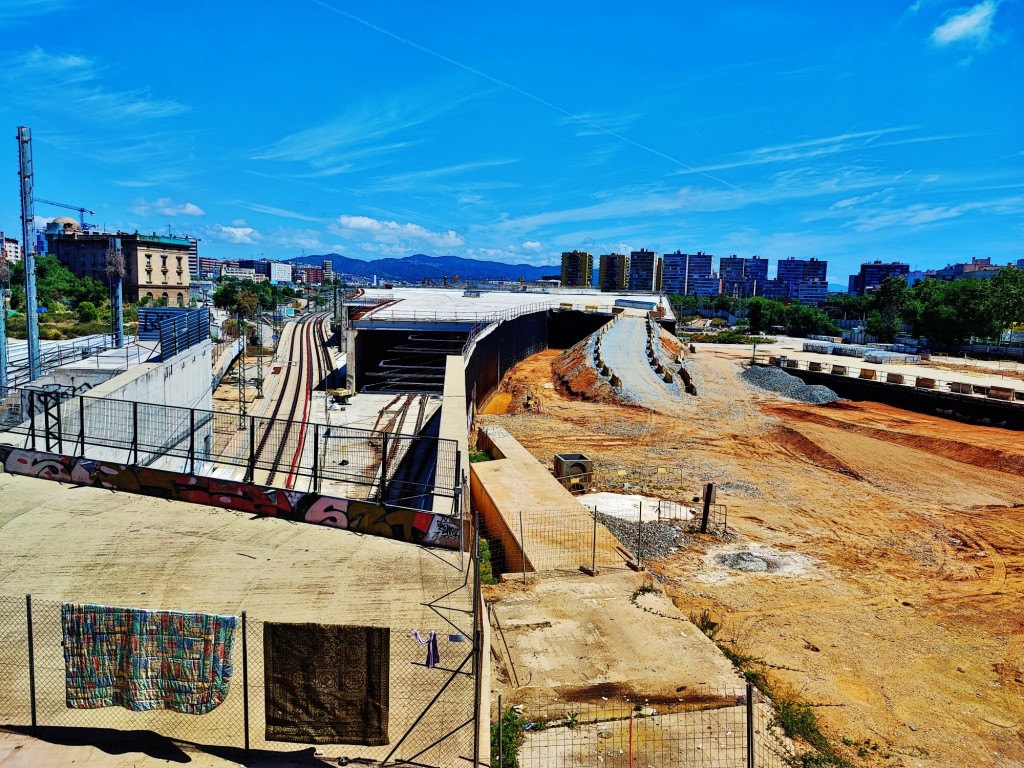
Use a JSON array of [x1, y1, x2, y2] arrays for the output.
[[471, 427, 626, 573], [600, 315, 686, 415]]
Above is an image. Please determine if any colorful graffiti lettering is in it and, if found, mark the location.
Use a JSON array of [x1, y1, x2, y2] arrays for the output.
[[0, 445, 462, 549]]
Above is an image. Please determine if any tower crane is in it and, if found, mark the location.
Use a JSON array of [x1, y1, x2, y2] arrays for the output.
[[33, 197, 95, 229]]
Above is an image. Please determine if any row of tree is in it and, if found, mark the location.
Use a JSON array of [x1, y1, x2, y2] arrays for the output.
[[4, 256, 109, 312], [840, 267, 1024, 344], [670, 266, 1024, 345], [211, 279, 299, 317]]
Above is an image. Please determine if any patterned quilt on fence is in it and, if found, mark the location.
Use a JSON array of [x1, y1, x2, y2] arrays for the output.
[[62, 603, 237, 714], [264, 622, 390, 745]]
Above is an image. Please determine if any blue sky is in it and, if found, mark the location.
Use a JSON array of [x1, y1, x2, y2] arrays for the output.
[[1, 0, 1021, 284]]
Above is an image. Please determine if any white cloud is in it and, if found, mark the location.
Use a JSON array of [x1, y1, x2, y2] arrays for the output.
[[846, 196, 1024, 232], [267, 228, 327, 250], [244, 203, 325, 223], [521, 241, 542, 250], [329, 214, 465, 249], [372, 160, 515, 187], [130, 197, 205, 217], [0, 0, 74, 25], [212, 225, 261, 245], [3, 48, 188, 121], [932, 1, 997, 46]]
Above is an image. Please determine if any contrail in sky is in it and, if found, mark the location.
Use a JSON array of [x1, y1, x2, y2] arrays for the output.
[[309, 0, 742, 191]]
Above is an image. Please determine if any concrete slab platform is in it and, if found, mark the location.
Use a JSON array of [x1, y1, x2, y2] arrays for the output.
[[359, 288, 671, 321], [0, 472, 474, 767]]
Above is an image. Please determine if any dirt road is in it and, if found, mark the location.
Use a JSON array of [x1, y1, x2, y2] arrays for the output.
[[479, 345, 1024, 766]]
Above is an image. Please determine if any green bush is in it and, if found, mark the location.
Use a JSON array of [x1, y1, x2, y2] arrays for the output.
[[77, 301, 98, 322], [490, 708, 526, 768], [479, 539, 498, 585]]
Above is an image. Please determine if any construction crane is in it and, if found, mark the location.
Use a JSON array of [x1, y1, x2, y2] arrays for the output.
[[33, 197, 95, 229]]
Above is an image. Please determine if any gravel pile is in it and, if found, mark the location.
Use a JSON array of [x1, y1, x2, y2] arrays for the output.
[[596, 513, 687, 560], [717, 551, 780, 572], [741, 366, 840, 404]]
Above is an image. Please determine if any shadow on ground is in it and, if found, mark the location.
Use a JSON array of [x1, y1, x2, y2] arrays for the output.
[[2, 725, 337, 765]]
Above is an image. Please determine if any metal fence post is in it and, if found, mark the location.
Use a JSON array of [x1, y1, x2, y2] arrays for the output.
[[312, 424, 320, 493], [519, 510, 527, 586], [746, 682, 754, 768], [78, 396, 86, 456], [497, 694, 504, 768], [379, 431, 389, 503], [131, 401, 139, 464], [246, 417, 256, 484], [636, 501, 643, 569], [188, 408, 196, 475], [29, 391, 37, 450], [26, 594, 37, 729], [700, 482, 713, 534], [242, 611, 250, 753], [591, 507, 598, 575]]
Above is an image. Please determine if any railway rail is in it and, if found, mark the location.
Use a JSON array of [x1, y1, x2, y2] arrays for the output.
[[249, 311, 333, 488]]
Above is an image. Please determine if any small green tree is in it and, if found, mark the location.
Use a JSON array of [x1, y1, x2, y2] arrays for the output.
[[76, 301, 98, 322], [747, 297, 786, 333], [867, 276, 911, 342], [990, 266, 1024, 335]]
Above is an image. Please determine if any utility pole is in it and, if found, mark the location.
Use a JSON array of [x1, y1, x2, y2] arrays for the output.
[[0, 259, 8, 392], [254, 313, 264, 399], [237, 310, 248, 429], [106, 236, 125, 348], [333, 283, 339, 347], [338, 281, 345, 353], [17, 126, 41, 381]]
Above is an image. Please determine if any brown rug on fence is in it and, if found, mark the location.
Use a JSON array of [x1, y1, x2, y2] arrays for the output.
[[263, 623, 390, 745]]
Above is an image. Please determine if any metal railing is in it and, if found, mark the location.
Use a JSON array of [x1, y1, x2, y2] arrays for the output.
[[0, 387, 461, 510]]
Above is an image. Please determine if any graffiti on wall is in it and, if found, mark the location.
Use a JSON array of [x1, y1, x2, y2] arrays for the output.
[[0, 446, 462, 549]]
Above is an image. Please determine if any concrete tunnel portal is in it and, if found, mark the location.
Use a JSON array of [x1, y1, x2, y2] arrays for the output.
[[348, 309, 628, 400]]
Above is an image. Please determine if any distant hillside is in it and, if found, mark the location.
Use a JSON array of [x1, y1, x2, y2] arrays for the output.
[[287, 253, 558, 283]]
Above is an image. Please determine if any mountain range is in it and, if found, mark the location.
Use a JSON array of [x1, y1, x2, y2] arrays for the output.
[[288, 253, 559, 283]]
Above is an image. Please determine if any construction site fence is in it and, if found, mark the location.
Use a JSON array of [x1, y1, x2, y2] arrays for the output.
[[482, 502, 726, 579], [0, 590, 483, 767], [578, 465, 712, 493], [495, 684, 790, 768], [0, 386, 461, 511]]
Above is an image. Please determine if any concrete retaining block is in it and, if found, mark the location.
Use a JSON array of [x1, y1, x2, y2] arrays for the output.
[[886, 373, 904, 384], [832, 365, 847, 376], [859, 368, 877, 380], [988, 386, 1014, 401], [915, 377, 936, 389]]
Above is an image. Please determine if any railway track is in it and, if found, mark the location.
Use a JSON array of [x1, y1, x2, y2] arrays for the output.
[[248, 311, 333, 488], [367, 393, 427, 502]]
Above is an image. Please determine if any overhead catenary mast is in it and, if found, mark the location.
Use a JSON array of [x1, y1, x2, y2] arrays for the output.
[[0, 258, 8, 392], [17, 127, 41, 382]]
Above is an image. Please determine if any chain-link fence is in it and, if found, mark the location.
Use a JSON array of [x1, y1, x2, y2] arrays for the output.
[[481, 501, 726, 581], [0, 594, 482, 766], [495, 685, 791, 768]]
